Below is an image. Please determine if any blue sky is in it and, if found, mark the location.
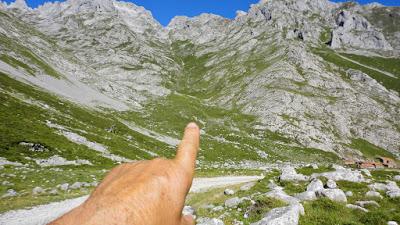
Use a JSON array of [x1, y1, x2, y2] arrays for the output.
[[3, 0, 400, 26]]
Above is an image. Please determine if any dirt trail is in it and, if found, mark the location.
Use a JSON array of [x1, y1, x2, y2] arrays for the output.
[[0, 176, 262, 225]]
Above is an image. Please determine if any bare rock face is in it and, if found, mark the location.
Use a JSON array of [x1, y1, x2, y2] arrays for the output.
[[1, 0, 399, 161], [250, 203, 304, 225], [319, 189, 347, 202], [330, 10, 393, 50]]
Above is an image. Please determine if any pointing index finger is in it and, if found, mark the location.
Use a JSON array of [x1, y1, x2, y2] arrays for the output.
[[175, 122, 200, 175]]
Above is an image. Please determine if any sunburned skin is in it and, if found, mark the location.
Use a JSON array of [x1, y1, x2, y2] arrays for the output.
[[49, 122, 200, 225]]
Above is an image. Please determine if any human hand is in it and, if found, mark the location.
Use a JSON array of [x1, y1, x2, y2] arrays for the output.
[[49, 122, 200, 225]]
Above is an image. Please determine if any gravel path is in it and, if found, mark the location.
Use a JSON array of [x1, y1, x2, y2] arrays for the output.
[[0, 176, 262, 225]]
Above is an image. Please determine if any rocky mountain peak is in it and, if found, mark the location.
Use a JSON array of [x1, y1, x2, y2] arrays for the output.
[[7, 0, 30, 11]]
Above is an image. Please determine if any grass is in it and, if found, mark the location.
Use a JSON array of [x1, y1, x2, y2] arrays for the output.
[[296, 165, 335, 176], [313, 47, 400, 93], [348, 138, 396, 159], [341, 53, 400, 77]]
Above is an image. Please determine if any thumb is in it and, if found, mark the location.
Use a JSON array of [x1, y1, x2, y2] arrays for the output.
[[180, 215, 195, 225]]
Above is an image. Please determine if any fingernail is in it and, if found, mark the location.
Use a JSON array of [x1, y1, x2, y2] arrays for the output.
[[186, 122, 198, 129]]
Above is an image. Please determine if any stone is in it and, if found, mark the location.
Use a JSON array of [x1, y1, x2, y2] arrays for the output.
[[70, 182, 84, 190], [313, 167, 365, 183], [394, 175, 400, 182], [225, 197, 241, 208], [212, 206, 224, 212], [250, 203, 304, 225], [197, 218, 224, 225], [365, 191, 382, 199], [264, 189, 300, 205], [49, 189, 58, 195], [360, 169, 371, 177], [307, 179, 324, 192], [388, 221, 398, 225], [59, 183, 69, 191], [295, 191, 317, 201], [355, 200, 380, 208], [320, 189, 347, 202], [326, 179, 337, 189], [2, 189, 17, 198], [224, 189, 235, 195], [32, 186, 45, 195], [345, 191, 353, 197], [386, 190, 400, 199], [346, 204, 368, 212], [182, 206, 195, 216], [280, 166, 309, 182]]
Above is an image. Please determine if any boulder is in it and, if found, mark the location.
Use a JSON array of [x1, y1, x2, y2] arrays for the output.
[[58, 183, 69, 191], [295, 191, 317, 201], [355, 200, 380, 208], [280, 166, 309, 182], [197, 218, 224, 225], [212, 206, 224, 212], [345, 191, 353, 197], [32, 187, 45, 195], [312, 167, 365, 182], [225, 197, 241, 208], [368, 183, 387, 191], [360, 169, 372, 177], [326, 180, 337, 189], [386, 190, 400, 198], [307, 179, 324, 192], [320, 189, 347, 202], [224, 189, 235, 195], [264, 189, 300, 205], [2, 189, 17, 198], [388, 221, 398, 225], [346, 204, 368, 212], [394, 175, 400, 182], [250, 203, 304, 225], [365, 191, 382, 199], [70, 182, 84, 190]]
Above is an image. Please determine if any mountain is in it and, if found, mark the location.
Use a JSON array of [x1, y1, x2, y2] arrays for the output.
[[0, 0, 399, 211]]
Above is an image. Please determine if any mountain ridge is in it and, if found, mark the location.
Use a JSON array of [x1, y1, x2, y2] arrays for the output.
[[0, 0, 399, 164]]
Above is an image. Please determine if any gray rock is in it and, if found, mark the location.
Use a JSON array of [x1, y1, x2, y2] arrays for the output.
[[345, 191, 353, 197], [365, 191, 382, 199], [355, 200, 380, 208], [197, 218, 224, 225], [386, 190, 400, 199], [59, 183, 69, 191], [212, 206, 224, 212], [2, 189, 17, 198], [320, 189, 347, 202], [394, 175, 400, 182], [388, 221, 398, 225], [346, 204, 369, 212], [313, 167, 365, 183], [264, 189, 300, 205], [224, 189, 235, 195], [32, 186, 45, 195], [70, 182, 84, 190], [295, 191, 317, 201], [225, 197, 241, 208], [307, 179, 324, 192], [326, 180, 337, 189], [280, 166, 309, 182], [251, 203, 304, 225]]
